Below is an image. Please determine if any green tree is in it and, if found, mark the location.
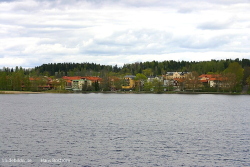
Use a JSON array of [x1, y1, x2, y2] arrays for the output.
[[30, 77, 47, 92], [11, 68, 25, 91], [100, 76, 110, 91], [93, 81, 100, 91], [243, 66, 250, 85], [22, 75, 31, 91], [223, 73, 237, 92], [0, 72, 8, 90], [143, 82, 153, 91], [82, 81, 88, 91], [246, 76, 250, 85], [184, 71, 200, 92], [113, 79, 123, 91], [142, 68, 153, 76], [51, 78, 66, 90], [224, 62, 244, 83], [152, 79, 163, 93], [134, 73, 147, 91], [224, 62, 244, 91]]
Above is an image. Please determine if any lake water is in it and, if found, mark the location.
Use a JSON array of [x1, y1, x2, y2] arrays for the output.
[[0, 94, 249, 167]]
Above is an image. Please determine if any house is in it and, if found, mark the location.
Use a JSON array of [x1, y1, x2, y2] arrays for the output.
[[166, 72, 189, 80], [164, 72, 189, 89], [147, 76, 163, 83], [82, 76, 102, 91], [122, 75, 136, 90], [71, 79, 88, 91], [62, 76, 82, 90], [163, 79, 174, 86], [199, 74, 223, 87], [62, 76, 102, 90], [83, 76, 102, 85], [109, 76, 121, 91], [29, 76, 53, 90], [173, 78, 185, 86]]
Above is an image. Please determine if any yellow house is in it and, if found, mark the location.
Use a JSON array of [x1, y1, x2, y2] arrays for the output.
[[166, 72, 189, 79], [122, 75, 136, 90]]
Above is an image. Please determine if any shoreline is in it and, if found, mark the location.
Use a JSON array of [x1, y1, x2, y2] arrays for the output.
[[0, 91, 43, 94], [0, 90, 248, 95]]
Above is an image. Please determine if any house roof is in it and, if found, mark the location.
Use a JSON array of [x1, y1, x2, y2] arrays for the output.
[[83, 76, 102, 81], [124, 75, 136, 79], [62, 76, 82, 81], [62, 76, 102, 82], [200, 79, 209, 83], [148, 76, 156, 78], [166, 72, 189, 76], [166, 72, 174, 76], [199, 74, 225, 82]]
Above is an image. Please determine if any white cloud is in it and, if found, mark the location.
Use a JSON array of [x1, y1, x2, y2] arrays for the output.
[[0, 0, 250, 68]]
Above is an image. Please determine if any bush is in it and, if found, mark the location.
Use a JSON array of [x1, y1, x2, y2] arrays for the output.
[[201, 87, 217, 92]]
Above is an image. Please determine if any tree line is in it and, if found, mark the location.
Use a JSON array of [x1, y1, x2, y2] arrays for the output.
[[0, 58, 250, 92], [34, 58, 250, 76]]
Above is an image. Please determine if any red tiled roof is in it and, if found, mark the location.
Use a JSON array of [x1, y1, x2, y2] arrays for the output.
[[199, 74, 212, 78], [83, 76, 102, 81], [200, 79, 208, 83], [62, 76, 102, 82], [210, 77, 224, 81], [62, 76, 82, 80], [199, 74, 225, 82], [29, 77, 37, 81]]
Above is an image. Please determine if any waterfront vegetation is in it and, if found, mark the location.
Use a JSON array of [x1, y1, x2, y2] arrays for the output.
[[0, 58, 250, 94]]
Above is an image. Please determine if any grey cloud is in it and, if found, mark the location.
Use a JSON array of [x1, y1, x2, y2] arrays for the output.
[[78, 29, 248, 56], [26, 24, 91, 30], [177, 7, 194, 13], [0, 19, 90, 30], [2, 0, 249, 6], [2, 0, 249, 16], [1, 0, 83, 12], [79, 29, 176, 55], [179, 35, 230, 49], [116, 0, 250, 9], [0, 0, 15, 2], [197, 21, 232, 30], [1, 0, 250, 68], [206, 0, 250, 5]]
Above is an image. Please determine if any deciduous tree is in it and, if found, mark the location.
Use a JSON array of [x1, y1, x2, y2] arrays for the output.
[[184, 71, 200, 92], [152, 79, 163, 93], [134, 73, 147, 91]]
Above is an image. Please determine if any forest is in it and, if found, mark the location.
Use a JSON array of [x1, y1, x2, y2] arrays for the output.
[[33, 58, 250, 77], [0, 58, 250, 93]]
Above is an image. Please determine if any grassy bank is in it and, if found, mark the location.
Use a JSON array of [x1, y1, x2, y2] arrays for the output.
[[43, 90, 74, 93], [0, 91, 43, 94], [0, 90, 248, 95]]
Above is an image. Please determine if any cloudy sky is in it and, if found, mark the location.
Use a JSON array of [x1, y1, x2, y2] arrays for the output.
[[0, 0, 250, 68]]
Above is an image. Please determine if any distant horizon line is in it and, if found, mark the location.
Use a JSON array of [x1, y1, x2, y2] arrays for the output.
[[1, 57, 249, 69]]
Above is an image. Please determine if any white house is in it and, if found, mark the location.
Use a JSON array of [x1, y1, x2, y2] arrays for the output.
[[72, 79, 90, 90]]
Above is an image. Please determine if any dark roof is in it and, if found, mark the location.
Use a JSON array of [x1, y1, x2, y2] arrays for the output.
[[148, 76, 156, 78], [124, 75, 136, 79]]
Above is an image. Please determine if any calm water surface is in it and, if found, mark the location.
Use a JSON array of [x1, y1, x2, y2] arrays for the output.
[[0, 94, 249, 167]]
